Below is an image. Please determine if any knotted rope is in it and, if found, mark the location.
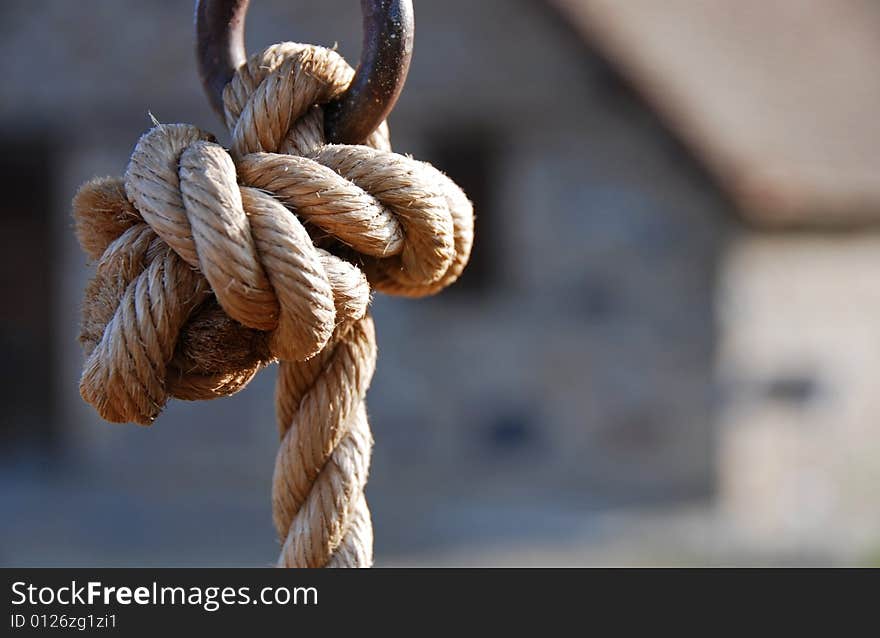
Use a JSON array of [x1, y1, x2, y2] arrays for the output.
[[73, 43, 473, 567]]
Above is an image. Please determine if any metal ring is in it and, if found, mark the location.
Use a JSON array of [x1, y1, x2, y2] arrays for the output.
[[195, 0, 414, 144]]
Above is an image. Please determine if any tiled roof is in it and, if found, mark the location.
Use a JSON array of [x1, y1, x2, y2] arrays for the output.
[[553, 0, 880, 225]]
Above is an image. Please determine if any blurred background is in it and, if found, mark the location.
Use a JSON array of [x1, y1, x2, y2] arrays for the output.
[[2, 0, 880, 566]]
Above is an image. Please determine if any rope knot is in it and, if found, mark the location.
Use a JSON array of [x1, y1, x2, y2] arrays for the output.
[[73, 43, 472, 566]]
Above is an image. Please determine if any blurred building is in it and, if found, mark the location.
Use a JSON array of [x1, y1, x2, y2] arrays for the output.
[[556, 0, 880, 560], [1, 0, 879, 565]]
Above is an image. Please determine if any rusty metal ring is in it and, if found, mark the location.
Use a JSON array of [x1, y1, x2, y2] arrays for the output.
[[195, 0, 414, 145]]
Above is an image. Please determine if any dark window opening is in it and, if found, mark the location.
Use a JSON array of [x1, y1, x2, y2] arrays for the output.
[[0, 134, 56, 456], [765, 374, 819, 406], [425, 124, 498, 293], [486, 414, 532, 452]]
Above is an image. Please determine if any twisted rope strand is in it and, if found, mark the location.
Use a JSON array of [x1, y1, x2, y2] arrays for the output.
[[73, 43, 473, 567]]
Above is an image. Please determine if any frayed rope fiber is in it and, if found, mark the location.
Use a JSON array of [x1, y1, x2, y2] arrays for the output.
[[73, 43, 473, 567]]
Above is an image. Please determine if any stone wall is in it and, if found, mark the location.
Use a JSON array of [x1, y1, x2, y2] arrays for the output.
[[717, 233, 880, 560]]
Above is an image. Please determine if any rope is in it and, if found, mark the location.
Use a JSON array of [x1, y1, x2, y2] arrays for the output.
[[73, 43, 473, 567]]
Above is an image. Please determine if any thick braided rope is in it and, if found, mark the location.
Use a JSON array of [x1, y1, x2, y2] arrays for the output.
[[73, 43, 473, 567]]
